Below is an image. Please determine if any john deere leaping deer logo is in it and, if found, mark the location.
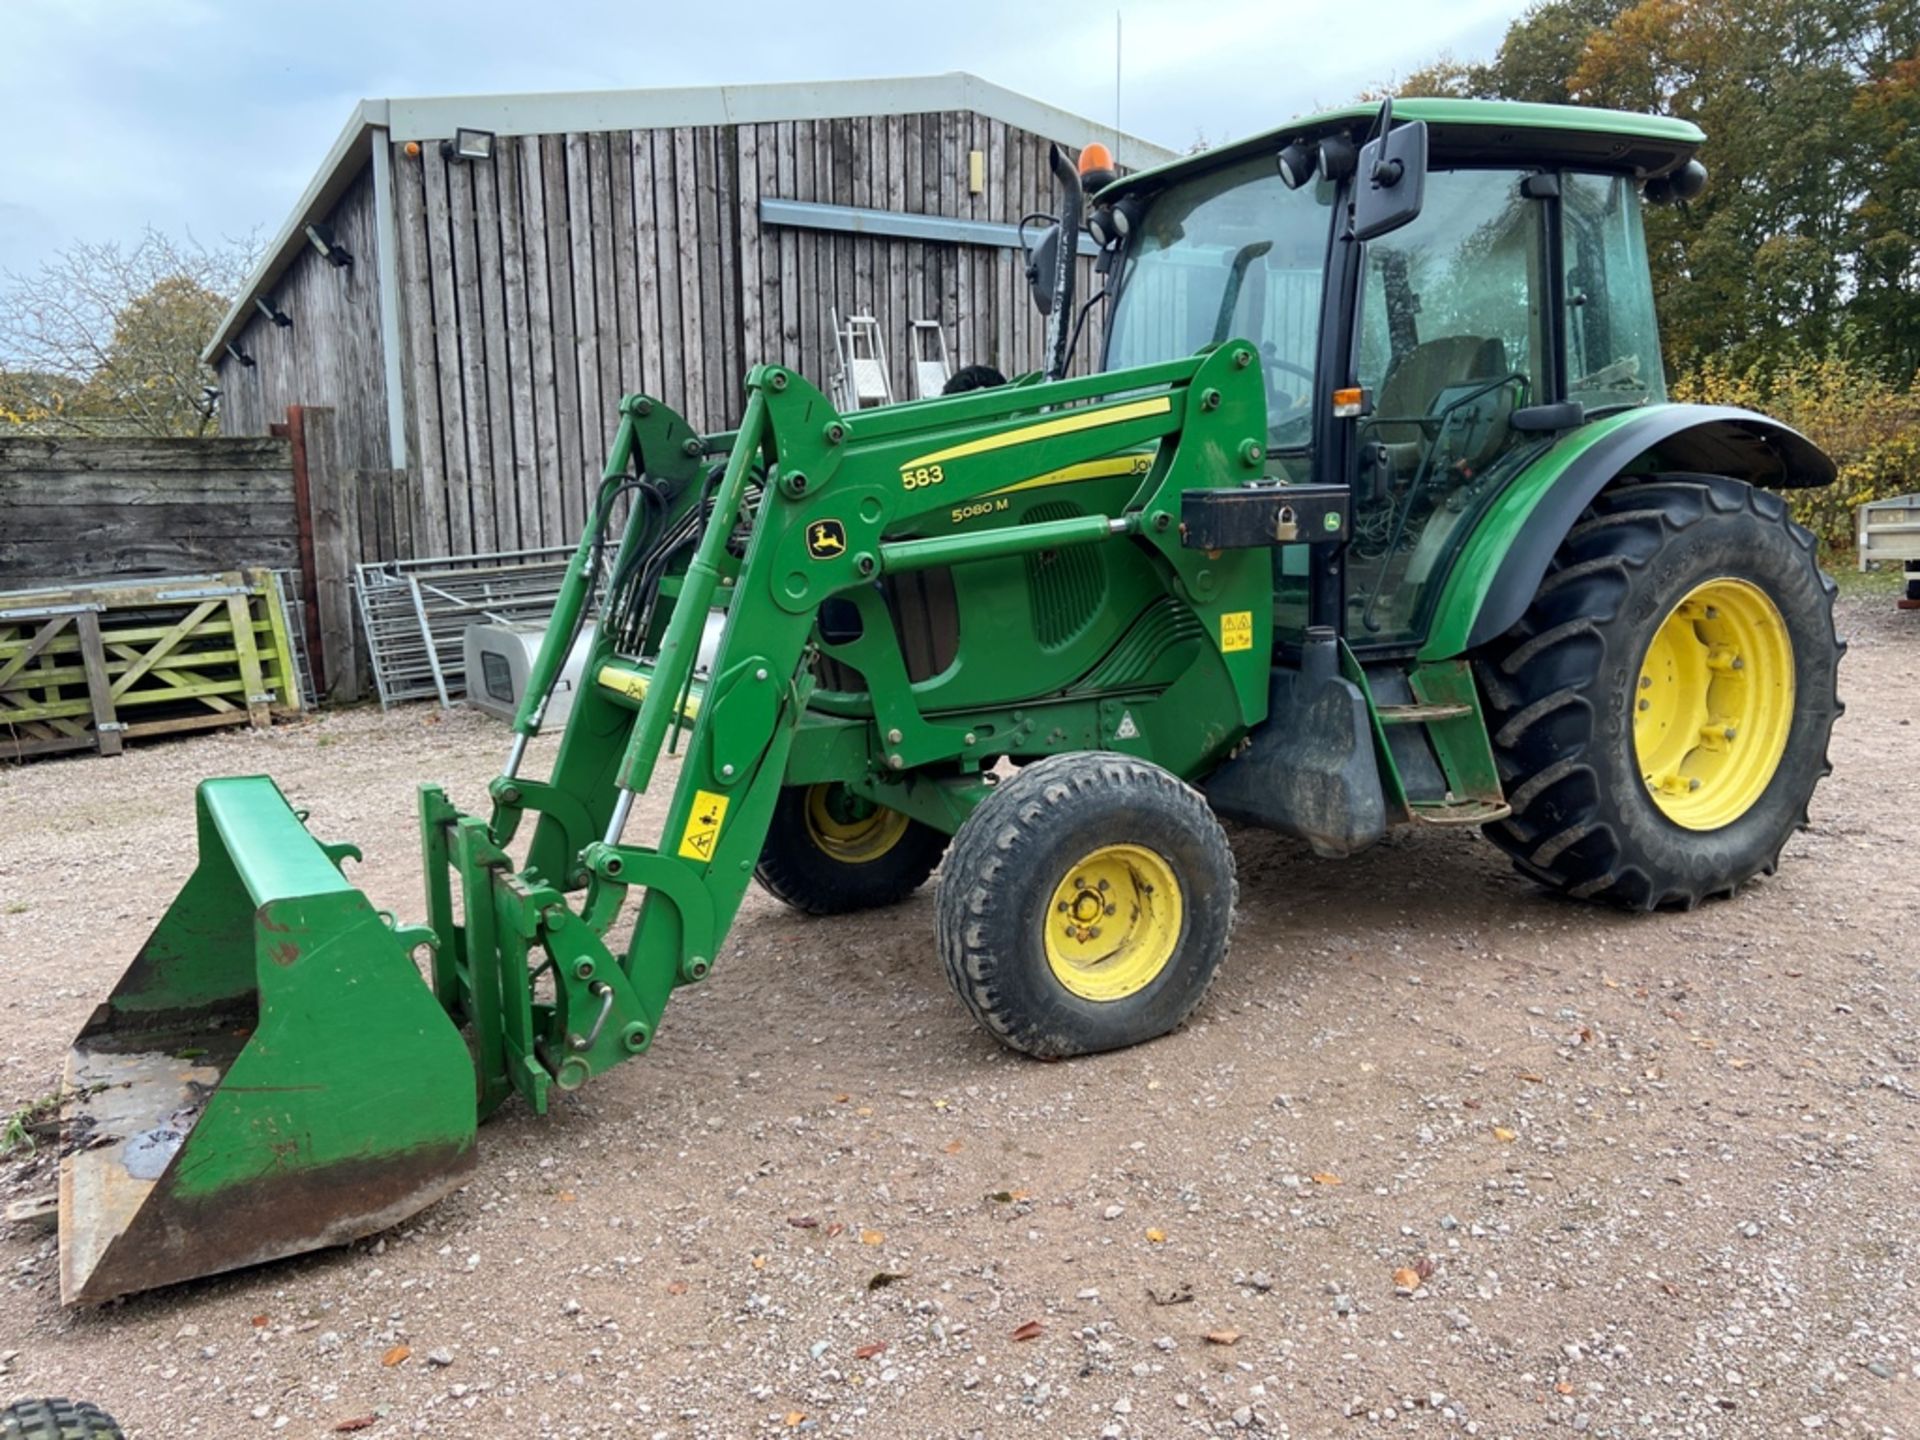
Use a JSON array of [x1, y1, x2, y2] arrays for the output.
[[806, 519, 847, 560]]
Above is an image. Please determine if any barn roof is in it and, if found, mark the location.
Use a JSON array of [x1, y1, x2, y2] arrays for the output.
[[203, 73, 1177, 364]]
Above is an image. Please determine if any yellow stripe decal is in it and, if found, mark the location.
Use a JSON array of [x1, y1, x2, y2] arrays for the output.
[[984, 453, 1155, 498], [900, 395, 1171, 470], [596, 664, 702, 719]]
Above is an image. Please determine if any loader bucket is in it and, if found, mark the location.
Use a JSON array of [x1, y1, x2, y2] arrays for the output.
[[58, 776, 477, 1305]]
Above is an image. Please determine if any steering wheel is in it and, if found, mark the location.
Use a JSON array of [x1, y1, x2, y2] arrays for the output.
[[1261, 350, 1316, 431]]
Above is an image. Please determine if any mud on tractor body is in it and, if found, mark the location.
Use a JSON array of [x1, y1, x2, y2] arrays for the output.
[[57, 97, 1841, 1304]]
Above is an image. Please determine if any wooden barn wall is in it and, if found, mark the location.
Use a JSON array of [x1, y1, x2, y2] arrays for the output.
[[0, 435, 296, 585], [392, 110, 1116, 558], [214, 167, 391, 475]]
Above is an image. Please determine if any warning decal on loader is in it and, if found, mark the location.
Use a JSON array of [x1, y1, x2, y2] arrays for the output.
[[1220, 610, 1254, 653], [677, 789, 731, 862]]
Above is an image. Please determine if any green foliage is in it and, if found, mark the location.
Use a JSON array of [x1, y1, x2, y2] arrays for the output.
[[0, 369, 82, 428], [1378, 0, 1920, 545], [1, 1091, 63, 1159], [0, 228, 256, 437], [1376, 0, 1919, 379], [1673, 353, 1920, 552]]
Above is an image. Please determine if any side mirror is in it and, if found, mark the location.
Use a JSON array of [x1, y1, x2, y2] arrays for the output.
[[1023, 223, 1063, 317], [1352, 119, 1428, 243]]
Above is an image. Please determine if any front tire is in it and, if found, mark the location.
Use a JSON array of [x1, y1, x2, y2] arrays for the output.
[[1476, 474, 1841, 910], [754, 783, 947, 916], [1, 1400, 126, 1440], [937, 752, 1235, 1057]]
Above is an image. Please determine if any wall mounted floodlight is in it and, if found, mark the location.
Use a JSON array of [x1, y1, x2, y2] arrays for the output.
[[198, 385, 221, 420], [225, 343, 255, 369], [255, 297, 292, 327], [305, 222, 353, 268], [440, 127, 496, 162]]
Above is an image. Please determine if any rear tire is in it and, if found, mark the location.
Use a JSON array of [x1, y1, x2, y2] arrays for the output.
[[0, 1400, 126, 1440], [754, 783, 946, 916], [937, 752, 1235, 1057], [1475, 474, 1841, 910]]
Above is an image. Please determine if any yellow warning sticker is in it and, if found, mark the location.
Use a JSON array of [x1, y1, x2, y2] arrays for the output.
[[1220, 610, 1254, 653], [677, 789, 731, 862], [597, 664, 648, 700]]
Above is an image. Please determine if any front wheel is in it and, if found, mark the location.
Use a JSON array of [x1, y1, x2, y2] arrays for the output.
[[1, 1400, 126, 1440], [1476, 474, 1841, 910], [937, 752, 1235, 1057], [754, 783, 947, 916]]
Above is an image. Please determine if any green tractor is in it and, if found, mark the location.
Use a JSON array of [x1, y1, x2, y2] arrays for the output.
[[54, 97, 1840, 1305]]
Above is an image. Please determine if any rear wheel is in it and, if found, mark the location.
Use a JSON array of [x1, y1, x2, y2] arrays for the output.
[[1, 1400, 126, 1440], [937, 752, 1235, 1057], [1475, 474, 1841, 910], [754, 783, 946, 916]]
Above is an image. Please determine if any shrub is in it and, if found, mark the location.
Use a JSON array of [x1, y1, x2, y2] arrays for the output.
[[1672, 355, 1920, 557]]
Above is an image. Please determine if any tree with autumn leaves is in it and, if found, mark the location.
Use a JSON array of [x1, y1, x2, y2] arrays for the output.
[[0, 230, 256, 437], [1387, 0, 1920, 547]]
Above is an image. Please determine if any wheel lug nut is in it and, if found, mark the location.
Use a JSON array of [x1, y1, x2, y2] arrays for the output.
[[1639, 676, 1652, 690], [1688, 777, 1702, 791], [1638, 698, 1650, 712], [1097, 879, 1110, 892], [1105, 904, 1117, 916], [1723, 726, 1736, 740]]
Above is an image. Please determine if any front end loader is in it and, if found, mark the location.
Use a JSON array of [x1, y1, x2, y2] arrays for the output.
[[54, 97, 1842, 1305]]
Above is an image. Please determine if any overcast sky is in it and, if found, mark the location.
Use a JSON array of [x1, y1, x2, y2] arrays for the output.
[[0, 0, 1517, 282]]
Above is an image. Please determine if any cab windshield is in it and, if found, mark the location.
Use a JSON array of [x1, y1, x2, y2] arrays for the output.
[[1104, 155, 1336, 454]]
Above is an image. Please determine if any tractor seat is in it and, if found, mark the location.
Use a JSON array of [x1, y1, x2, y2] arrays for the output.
[[1374, 336, 1515, 476]]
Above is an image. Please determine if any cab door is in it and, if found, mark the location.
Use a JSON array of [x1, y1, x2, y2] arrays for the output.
[[1341, 168, 1555, 647]]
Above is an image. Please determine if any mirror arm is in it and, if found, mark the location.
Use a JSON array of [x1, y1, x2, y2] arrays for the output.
[[1043, 144, 1085, 382]]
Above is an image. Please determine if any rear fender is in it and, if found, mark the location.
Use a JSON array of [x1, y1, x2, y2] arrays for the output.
[[1419, 403, 1834, 661]]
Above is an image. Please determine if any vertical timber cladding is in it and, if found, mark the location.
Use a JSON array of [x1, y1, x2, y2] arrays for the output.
[[388, 108, 1115, 559], [217, 169, 392, 479]]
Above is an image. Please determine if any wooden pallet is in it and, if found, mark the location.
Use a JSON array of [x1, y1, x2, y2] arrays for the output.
[[0, 570, 302, 760]]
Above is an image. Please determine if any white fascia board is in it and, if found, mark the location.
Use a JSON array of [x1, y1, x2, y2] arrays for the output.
[[201, 101, 389, 363], [384, 72, 1176, 168]]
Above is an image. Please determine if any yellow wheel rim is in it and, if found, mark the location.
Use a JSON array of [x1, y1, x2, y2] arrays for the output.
[[1633, 577, 1794, 831], [803, 785, 910, 863], [1042, 844, 1183, 1002]]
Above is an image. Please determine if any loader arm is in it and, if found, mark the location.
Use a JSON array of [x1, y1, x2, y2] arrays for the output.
[[56, 343, 1277, 1303], [446, 344, 1274, 1114]]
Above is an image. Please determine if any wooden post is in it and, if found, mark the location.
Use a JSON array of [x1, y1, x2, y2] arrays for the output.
[[300, 406, 367, 702], [225, 590, 273, 729], [283, 407, 328, 681], [73, 611, 121, 756]]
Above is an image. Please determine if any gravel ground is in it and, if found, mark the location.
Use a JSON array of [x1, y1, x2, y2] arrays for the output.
[[0, 595, 1914, 1440]]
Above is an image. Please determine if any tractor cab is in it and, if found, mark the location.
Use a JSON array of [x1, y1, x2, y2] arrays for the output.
[[1080, 98, 1705, 652]]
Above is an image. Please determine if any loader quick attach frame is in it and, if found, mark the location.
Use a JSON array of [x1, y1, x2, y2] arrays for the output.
[[424, 344, 1283, 1118]]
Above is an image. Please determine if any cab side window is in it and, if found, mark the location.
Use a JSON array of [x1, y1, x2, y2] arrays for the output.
[[1563, 172, 1667, 410]]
